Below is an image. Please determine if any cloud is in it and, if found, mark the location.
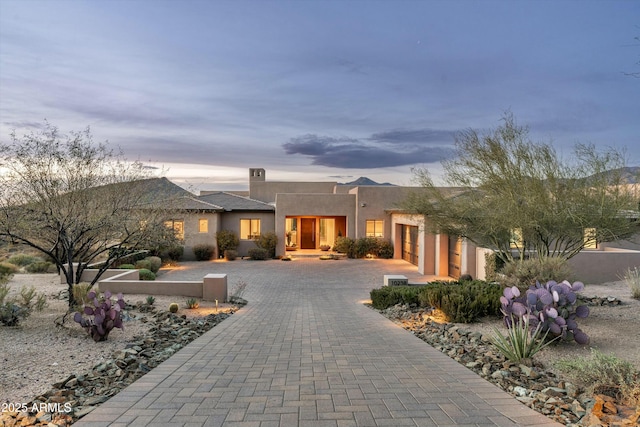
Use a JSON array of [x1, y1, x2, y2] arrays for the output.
[[282, 129, 455, 168]]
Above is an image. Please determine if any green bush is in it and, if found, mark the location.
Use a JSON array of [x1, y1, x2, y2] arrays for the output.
[[500, 257, 573, 288], [216, 230, 239, 254], [353, 237, 378, 258], [0, 262, 19, 278], [333, 236, 355, 257], [118, 264, 136, 269], [248, 248, 269, 260], [155, 244, 183, 262], [145, 256, 162, 273], [254, 232, 278, 258], [370, 286, 421, 310], [7, 254, 41, 267], [135, 259, 152, 270], [224, 250, 237, 261], [193, 244, 215, 261], [418, 280, 502, 323], [376, 240, 394, 259], [138, 269, 156, 281], [25, 261, 54, 273], [0, 283, 47, 326]]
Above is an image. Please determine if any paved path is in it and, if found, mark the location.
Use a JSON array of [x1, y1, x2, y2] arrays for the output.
[[75, 258, 561, 427]]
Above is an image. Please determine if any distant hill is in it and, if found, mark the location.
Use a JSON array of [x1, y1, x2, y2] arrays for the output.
[[339, 177, 396, 186], [582, 166, 640, 185]]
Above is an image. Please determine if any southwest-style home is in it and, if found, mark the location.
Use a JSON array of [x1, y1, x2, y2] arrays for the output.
[[163, 168, 639, 284]]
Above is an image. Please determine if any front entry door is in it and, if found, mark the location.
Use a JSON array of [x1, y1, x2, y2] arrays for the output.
[[301, 218, 316, 249]]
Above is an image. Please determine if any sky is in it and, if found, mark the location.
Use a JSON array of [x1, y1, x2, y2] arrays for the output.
[[1, 0, 639, 192]]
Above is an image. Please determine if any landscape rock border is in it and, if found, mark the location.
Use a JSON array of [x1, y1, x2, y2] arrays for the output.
[[0, 303, 238, 427], [376, 301, 640, 427]]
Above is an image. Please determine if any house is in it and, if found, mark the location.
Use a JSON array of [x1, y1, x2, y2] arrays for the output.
[[163, 168, 639, 284]]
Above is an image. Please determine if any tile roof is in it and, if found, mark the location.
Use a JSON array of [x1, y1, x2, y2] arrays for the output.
[[197, 192, 275, 212]]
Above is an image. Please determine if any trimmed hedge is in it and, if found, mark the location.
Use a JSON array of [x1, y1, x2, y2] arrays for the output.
[[248, 248, 269, 260], [418, 280, 502, 323], [138, 269, 156, 281], [370, 286, 421, 310], [193, 244, 215, 261]]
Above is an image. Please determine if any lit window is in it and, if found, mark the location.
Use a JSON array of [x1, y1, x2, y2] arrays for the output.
[[510, 228, 523, 249], [240, 219, 261, 240], [366, 220, 383, 238], [165, 220, 184, 240], [198, 219, 208, 233], [584, 228, 598, 249]]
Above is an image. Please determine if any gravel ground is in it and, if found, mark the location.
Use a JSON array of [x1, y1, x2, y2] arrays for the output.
[[0, 272, 227, 405]]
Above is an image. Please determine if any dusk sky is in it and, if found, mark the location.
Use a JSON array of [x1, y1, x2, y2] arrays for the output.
[[1, 0, 639, 191]]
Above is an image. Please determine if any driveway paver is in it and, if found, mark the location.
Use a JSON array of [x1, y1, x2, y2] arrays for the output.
[[74, 258, 561, 427]]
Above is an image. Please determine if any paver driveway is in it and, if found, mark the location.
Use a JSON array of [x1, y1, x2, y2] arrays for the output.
[[75, 258, 561, 427]]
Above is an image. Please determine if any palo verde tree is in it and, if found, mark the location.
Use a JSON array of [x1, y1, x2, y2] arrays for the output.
[[0, 123, 179, 310], [404, 112, 639, 264]]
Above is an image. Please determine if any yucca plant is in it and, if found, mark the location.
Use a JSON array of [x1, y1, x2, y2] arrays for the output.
[[491, 314, 558, 363], [622, 266, 640, 299]]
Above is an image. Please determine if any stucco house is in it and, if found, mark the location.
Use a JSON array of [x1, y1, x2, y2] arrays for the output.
[[162, 168, 639, 284]]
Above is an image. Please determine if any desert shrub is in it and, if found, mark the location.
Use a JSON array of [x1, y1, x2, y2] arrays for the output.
[[353, 237, 378, 258], [7, 253, 41, 267], [333, 236, 355, 257], [146, 295, 156, 305], [491, 314, 558, 363], [135, 259, 152, 271], [556, 350, 640, 406], [0, 283, 47, 326], [231, 280, 247, 299], [254, 232, 278, 258], [500, 280, 590, 345], [418, 280, 502, 323], [193, 244, 215, 261], [118, 264, 136, 269], [154, 244, 183, 262], [500, 257, 573, 288], [72, 283, 94, 309], [0, 262, 19, 277], [376, 240, 394, 259], [138, 269, 156, 281], [248, 248, 269, 260], [73, 290, 125, 342], [621, 266, 640, 299], [25, 261, 55, 273], [224, 250, 237, 261], [216, 230, 239, 254], [186, 298, 199, 309], [370, 286, 421, 310], [145, 256, 162, 273]]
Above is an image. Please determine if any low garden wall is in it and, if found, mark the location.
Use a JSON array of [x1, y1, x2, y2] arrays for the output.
[[568, 248, 640, 284], [59, 269, 228, 302]]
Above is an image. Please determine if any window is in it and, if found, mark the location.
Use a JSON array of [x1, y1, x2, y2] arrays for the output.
[[584, 228, 598, 249], [366, 220, 383, 238], [165, 220, 184, 240], [240, 219, 261, 240], [509, 228, 523, 249], [198, 219, 208, 233]]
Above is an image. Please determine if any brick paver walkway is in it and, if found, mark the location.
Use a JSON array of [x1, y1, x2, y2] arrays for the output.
[[74, 258, 561, 427]]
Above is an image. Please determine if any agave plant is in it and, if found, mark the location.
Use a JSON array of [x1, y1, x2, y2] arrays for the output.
[[73, 290, 125, 342], [500, 280, 590, 345]]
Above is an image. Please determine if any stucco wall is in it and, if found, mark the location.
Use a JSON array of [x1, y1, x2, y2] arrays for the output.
[[351, 187, 413, 239], [219, 211, 276, 257], [167, 212, 220, 261], [568, 248, 640, 284], [250, 181, 337, 203]]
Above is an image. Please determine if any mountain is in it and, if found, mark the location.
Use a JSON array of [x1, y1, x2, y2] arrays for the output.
[[339, 177, 396, 186]]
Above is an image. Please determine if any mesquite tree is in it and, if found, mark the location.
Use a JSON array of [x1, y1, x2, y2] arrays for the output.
[[404, 112, 639, 264], [0, 122, 179, 309]]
